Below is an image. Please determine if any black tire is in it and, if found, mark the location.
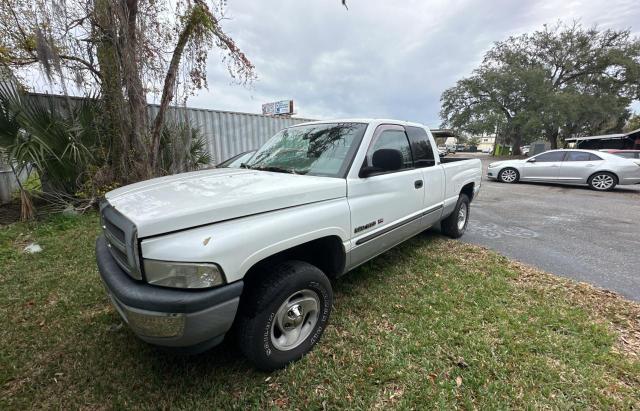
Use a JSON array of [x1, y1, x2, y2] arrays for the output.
[[587, 172, 618, 191], [498, 167, 520, 183], [237, 261, 332, 371], [441, 194, 470, 239]]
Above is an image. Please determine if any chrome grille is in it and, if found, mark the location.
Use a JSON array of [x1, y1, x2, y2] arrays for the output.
[[101, 203, 142, 280]]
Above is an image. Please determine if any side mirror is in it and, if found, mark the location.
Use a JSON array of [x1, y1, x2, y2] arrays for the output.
[[527, 158, 536, 163], [360, 148, 403, 177]]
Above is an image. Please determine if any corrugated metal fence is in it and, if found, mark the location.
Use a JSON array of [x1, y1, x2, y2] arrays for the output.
[[147, 105, 314, 163], [28, 93, 315, 164]]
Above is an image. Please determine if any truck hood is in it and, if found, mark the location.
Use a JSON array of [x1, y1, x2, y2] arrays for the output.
[[105, 168, 346, 237]]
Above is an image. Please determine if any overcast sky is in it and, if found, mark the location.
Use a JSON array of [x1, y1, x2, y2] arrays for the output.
[[177, 0, 640, 127], [29, 0, 639, 126]]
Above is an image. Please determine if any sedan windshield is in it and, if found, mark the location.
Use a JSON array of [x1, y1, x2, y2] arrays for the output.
[[246, 122, 368, 177]]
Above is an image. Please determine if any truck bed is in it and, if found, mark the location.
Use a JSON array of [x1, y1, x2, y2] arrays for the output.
[[439, 157, 483, 202]]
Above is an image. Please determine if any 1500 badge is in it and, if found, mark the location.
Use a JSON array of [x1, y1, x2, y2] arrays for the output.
[[354, 218, 384, 234]]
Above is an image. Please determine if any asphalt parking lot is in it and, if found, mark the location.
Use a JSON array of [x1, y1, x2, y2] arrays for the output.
[[457, 153, 640, 301]]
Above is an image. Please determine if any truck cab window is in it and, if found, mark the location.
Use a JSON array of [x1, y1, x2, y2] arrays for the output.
[[405, 126, 435, 167], [366, 129, 413, 170]]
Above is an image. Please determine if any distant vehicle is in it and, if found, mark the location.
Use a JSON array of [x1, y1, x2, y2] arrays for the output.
[[437, 147, 448, 157], [521, 145, 531, 156], [600, 149, 640, 164], [217, 150, 256, 168], [487, 149, 640, 191], [482, 147, 492, 154], [456, 144, 466, 152]]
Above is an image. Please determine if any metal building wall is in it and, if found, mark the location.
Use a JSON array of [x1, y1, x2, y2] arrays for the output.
[[146, 105, 313, 163], [28, 93, 314, 164]]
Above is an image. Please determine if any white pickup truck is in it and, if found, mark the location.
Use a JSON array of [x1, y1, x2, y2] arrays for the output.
[[96, 119, 481, 370]]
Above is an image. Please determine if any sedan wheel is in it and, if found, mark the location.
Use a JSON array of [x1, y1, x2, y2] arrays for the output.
[[498, 168, 519, 183], [588, 172, 617, 191]]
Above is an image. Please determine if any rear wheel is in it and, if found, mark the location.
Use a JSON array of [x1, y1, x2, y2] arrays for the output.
[[441, 194, 470, 239], [498, 167, 519, 183], [237, 261, 332, 371], [588, 172, 617, 191]]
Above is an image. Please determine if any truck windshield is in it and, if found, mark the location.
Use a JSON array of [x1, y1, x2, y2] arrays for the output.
[[246, 122, 368, 177]]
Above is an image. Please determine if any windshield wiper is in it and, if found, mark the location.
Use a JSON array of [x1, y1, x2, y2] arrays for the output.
[[250, 165, 296, 174]]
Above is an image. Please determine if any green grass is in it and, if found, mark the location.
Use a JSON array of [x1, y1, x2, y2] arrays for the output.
[[1, 213, 639, 409]]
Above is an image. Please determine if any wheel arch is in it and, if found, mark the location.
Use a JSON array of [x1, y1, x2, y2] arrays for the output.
[[460, 182, 475, 201], [588, 169, 619, 183], [498, 166, 520, 181], [242, 235, 346, 289]]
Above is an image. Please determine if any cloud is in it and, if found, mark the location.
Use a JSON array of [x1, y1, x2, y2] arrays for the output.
[[30, 1, 638, 122], [185, 0, 640, 125]]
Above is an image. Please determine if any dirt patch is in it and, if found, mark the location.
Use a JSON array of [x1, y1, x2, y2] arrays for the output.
[[0, 201, 21, 226]]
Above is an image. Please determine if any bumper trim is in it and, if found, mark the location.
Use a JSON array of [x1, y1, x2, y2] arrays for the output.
[[96, 235, 243, 313]]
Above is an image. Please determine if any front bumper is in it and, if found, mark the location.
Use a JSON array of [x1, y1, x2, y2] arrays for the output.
[[96, 235, 243, 352]]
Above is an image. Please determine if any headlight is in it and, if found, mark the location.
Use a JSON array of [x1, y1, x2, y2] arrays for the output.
[[488, 162, 500, 168], [143, 260, 225, 289]]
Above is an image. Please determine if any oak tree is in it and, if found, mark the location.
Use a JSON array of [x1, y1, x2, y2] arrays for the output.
[[441, 22, 640, 153]]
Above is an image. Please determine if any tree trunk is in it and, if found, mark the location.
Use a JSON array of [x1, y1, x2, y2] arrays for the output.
[[511, 135, 522, 155], [94, 0, 130, 181], [119, 0, 151, 180], [549, 129, 559, 149], [149, 8, 202, 171]]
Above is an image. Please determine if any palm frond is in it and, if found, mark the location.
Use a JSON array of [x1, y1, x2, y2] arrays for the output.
[[0, 81, 104, 194]]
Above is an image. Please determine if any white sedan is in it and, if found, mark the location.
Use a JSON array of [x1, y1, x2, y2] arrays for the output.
[[487, 149, 640, 191]]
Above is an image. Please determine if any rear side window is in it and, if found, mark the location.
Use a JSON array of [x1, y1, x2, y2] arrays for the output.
[[589, 153, 603, 161], [565, 151, 591, 161], [534, 151, 566, 162], [369, 129, 413, 169], [405, 126, 436, 167]]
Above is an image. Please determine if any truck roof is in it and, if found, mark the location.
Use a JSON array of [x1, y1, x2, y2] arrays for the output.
[[292, 118, 429, 129]]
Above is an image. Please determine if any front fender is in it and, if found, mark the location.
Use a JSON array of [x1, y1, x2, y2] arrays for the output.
[[140, 198, 351, 283]]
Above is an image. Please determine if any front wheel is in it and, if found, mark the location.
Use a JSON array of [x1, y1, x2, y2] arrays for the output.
[[498, 167, 519, 183], [441, 194, 470, 238], [588, 172, 617, 191], [237, 261, 333, 371]]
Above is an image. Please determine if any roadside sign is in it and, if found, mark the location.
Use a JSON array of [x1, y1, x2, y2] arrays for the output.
[[262, 100, 294, 116]]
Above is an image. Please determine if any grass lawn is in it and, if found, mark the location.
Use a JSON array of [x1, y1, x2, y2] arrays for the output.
[[1, 212, 639, 409]]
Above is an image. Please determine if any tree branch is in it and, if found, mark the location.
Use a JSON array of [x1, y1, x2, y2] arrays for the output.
[[148, 4, 205, 169], [59, 55, 102, 80]]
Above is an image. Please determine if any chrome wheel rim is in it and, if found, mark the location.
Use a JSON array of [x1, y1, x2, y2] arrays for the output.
[[500, 169, 517, 183], [270, 289, 320, 351], [457, 203, 468, 230], [592, 174, 614, 190]]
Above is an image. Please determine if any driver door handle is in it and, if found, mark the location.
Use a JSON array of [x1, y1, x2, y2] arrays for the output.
[[414, 180, 423, 189]]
